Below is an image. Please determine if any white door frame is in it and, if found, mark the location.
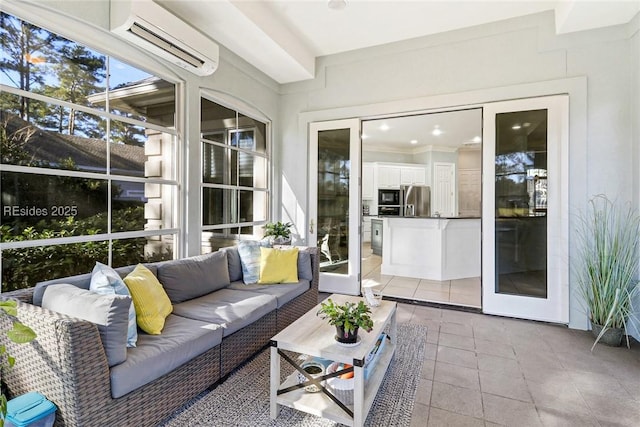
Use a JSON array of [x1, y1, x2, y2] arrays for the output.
[[482, 95, 570, 323], [309, 118, 362, 295]]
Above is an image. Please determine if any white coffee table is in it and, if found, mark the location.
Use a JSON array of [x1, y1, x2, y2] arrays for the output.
[[269, 294, 397, 427]]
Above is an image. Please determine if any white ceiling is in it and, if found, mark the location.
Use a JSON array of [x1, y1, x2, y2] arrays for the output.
[[159, 0, 640, 83], [362, 108, 483, 153]]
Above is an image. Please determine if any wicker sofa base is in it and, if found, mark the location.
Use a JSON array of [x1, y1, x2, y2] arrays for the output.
[[0, 246, 319, 426], [220, 311, 278, 377]]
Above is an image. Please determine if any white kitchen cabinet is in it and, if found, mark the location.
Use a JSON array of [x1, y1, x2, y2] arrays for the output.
[[377, 165, 401, 189], [362, 163, 375, 199], [400, 166, 426, 186], [362, 216, 372, 242]]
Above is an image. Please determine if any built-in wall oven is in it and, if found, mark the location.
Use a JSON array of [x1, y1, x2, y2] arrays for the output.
[[378, 206, 401, 216], [378, 189, 402, 216]]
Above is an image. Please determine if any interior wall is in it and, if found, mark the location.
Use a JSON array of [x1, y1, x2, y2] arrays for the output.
[[362, 151, 414, 163], [278, 11, 639, 330], [7, 0, 281, 258]]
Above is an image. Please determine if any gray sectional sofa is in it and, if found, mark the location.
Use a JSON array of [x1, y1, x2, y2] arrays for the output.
[[0, 245, 319, 427]]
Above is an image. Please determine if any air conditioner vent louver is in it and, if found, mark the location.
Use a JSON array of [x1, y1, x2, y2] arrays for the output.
[[111, 0, 218, 76], [128, 22, 205, 68]]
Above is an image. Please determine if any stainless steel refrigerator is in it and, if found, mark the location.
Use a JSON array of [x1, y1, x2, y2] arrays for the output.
[[401, 185, 431, 217]]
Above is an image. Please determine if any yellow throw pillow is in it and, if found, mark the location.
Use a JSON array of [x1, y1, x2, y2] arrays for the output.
[[123, 264, 173, 334], [258, 247, 299, 284]]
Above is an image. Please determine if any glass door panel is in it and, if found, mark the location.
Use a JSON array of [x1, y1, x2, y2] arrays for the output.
[[317, 129, 351, 272], [482, 96, 569, 323], [495, 109, 548, 298], [309, 119, 361, 295]]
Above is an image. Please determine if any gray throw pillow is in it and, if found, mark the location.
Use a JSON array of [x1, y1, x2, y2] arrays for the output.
[[41, 284, 130, 367], [157, 251, 230, 303]]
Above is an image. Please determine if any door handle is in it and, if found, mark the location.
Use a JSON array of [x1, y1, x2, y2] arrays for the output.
[[310, 219, 315, 234]]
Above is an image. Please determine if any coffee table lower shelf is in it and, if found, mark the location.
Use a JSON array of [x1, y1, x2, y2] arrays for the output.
[[273, 342, 396, 426]]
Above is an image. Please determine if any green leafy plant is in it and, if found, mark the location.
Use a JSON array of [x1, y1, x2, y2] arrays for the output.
[[317, 298, 374, 337], [263, 221, 292, 239], [574, 195, 640, 350], [1, 300, 37, 427]]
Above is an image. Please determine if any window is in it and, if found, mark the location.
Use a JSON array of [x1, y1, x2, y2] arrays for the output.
[[200, 97, 269, 252], [0, 12, 178, 291]]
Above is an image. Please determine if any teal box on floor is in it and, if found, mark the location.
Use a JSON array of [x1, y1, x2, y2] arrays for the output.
[[5, 392, 56, 427]]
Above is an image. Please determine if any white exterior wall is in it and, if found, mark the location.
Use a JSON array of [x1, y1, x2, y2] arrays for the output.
[[631, 15, 640, 341], [277, 11, 639, 331]]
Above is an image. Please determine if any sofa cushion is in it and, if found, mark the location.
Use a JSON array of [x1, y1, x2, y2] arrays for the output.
[[297, 249, 313, 282], [109, 314, 223, 398], [41, 284, 130, 367], [220, 246, 242, 282], [258, 247, 299, 284], [237, 240, 271, 284], [124, 264, 173, 335], [157, 251, 230, 304], [33, 264, 158, 307], [172, 289, 277, 337], [228, 280, 310, 308], [89, 262, 138, 348]]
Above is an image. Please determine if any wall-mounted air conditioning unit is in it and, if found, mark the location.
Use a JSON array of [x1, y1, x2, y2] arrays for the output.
[[111, 0, 219, 76]]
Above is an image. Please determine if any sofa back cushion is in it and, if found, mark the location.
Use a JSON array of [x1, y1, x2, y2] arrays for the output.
[[157, 251, 230, 303], [41, 284, 130, 367], [220, 246, 242, 282], [296, 249, 314, 282]]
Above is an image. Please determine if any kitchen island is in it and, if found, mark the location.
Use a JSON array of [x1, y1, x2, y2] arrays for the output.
[[381, 216, 481, 281]]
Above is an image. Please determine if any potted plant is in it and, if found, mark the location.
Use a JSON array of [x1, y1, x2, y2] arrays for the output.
[[263, 221, 293, 245], [574, 195, 640, 350], [1, 300, 37, 427], [317, 298, 373, 344]]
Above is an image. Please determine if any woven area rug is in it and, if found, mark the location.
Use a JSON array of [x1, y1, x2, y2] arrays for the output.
[[160, 323, 427, 427]]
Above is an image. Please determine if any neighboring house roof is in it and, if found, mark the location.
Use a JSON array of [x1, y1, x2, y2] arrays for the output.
[[2, 113, 145, 174]]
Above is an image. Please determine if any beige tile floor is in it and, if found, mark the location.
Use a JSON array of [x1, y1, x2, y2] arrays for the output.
[[361, 243, 481, 308], [398, 303, 640, 427]]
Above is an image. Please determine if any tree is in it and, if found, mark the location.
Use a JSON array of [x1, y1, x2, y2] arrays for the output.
[[42, 44, 105, 136], [0, 13, 55, 121]]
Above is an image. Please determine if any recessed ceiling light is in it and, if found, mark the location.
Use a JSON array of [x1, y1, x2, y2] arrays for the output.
[[512, 124, 522, 130], [432, 126, 442, 136], [410, 139, 418, 144], [328, 0, 347, 10], [379, 123, 390, 131], [472, 136, 482, 143]]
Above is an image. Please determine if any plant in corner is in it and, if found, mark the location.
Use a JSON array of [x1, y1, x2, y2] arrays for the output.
[[263, 221, 293, 245], [317, 298, 374, 344], [0, 300, 37, 427], [574, 195, 640, 350]]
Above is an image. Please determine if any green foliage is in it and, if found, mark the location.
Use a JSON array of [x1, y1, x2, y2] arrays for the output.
[[574, 195, 640, 349], [0, 301, 37, 427], [263, 221, 292, 238], [0, 206, 173, 292], [317, 298, 374, 335]]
